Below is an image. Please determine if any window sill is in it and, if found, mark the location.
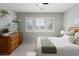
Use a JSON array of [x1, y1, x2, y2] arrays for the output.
[[26, 30, 54, 32]]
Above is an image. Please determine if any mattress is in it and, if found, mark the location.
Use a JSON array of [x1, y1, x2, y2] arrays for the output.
[[37, 37, 79, 56]]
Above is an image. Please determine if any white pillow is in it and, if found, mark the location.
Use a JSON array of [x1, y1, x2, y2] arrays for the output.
[[63, 34, 71, 39], [75, 32, 79, 36], [69, 36, 77, 43], [69, 36, 79, 45]]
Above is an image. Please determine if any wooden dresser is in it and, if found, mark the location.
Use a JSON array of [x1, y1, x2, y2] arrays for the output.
[[0, 32, 22, 55]]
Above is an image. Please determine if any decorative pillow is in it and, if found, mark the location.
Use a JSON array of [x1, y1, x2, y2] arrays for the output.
[[65, 30, 75, 36], [75, 32, 79, 37], [69, 36, 79, 45], [74, 41, 79, 45], [69, 36, 77, 43]]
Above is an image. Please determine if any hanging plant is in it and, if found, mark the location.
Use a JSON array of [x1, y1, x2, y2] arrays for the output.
[[0, 9, 9, 18]]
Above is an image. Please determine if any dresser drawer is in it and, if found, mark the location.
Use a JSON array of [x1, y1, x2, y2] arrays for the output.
[[0, 32, 22, 55], [10, 39, 19, 46], [10, 43, 19, 52]]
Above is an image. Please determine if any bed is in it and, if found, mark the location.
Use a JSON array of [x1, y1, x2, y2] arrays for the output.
[[37, 27, 79, 56]]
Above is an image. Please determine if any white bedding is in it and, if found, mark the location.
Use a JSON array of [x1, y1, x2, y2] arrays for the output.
[[37, 37, 79, 56]]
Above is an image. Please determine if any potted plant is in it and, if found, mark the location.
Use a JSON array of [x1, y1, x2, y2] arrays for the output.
[[2, 28, 9, 33], [1, 28, 9, 36], [0, 30, 2, 36]]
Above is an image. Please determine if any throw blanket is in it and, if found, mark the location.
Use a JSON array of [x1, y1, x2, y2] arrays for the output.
[[41, 38, 57, 54]]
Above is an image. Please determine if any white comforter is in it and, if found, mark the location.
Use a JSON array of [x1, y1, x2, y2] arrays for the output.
[[37, 37, 79, 56]]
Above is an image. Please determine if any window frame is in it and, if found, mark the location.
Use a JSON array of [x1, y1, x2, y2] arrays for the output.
[[25, 17, 55, 32]]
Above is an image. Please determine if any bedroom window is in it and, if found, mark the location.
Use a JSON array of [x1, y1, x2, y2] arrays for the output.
[[25, 17, 54, 32]]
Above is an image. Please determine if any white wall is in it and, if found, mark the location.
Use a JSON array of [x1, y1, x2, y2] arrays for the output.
[[18, 13, 63, 43], [1, 3, 79, 43], [0, 4, 63, 43], [0, 4, 17, 32], [63, 4, 79, 30]]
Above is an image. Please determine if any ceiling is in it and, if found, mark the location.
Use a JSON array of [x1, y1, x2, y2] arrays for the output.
[[1, 3, 78, 13]]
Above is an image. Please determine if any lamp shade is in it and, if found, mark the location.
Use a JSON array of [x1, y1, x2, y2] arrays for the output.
[[60, 30, 64, 34]]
